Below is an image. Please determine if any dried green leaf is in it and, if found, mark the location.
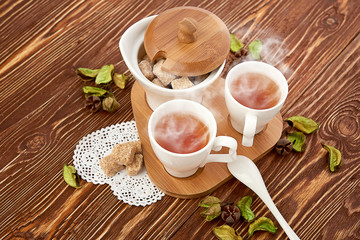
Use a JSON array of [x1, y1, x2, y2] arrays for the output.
[[286, 131, 306, 152], [63, 164, 81, 188], [199, 196, 221, 207], [248, 40, 262, 60], [322, 144, 342, 172], [230, 34, 244, 53], [76, 68, 100, 79], [213, 225, 243, 240], [200, 203, 221, 221], [82, 86, 108, 97], [102, 96, 120, 112], [285, 116, 319, 134], [95, 64, 114, 85], [248, 217, 277, 239], [237, 196, 255, 222], [205, 214, 220, 221], [113, 73, 129, 89]]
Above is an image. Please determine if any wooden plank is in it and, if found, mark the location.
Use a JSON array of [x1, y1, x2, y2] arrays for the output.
[[0, 0, 359, 239], [280, 33, 360, 240], [172, 29, 360, 240], [222, 0, 360, 114]]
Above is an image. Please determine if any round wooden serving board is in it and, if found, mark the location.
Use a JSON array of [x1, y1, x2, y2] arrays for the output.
[[144, 7, 230, 76], [131, 77, 283, 199]]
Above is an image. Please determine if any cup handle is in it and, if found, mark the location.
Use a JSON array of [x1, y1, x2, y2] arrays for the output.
[[242, 114, 257, 147], [199, 136, 238, 167]]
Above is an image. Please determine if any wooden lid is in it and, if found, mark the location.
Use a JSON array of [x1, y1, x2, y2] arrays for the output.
[[144, 7, 230, 76]]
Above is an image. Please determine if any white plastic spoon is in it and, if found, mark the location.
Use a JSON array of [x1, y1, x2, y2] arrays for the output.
[[227, 155, 300, 240]]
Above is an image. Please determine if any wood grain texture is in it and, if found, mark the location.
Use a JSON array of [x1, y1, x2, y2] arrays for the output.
[[0, 0, 359, 239], [144, 6, 230, 76]]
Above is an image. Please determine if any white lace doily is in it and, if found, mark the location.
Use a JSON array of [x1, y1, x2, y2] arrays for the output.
[[73, 121, 164, 206]]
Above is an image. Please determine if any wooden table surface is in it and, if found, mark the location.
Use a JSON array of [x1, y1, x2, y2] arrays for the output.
[[0, 0, 359, 239]]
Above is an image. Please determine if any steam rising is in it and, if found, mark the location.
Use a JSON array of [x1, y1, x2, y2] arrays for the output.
[[229, 36, 293, 78], [230, 73, 281, 109], [154, 113, 209, 154], [152, 36, 291, 149], [261, 37, 293, 78]]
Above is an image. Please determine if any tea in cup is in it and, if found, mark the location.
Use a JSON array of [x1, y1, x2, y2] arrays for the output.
[[148, 99, 238, 178], [225, 61, 288, 147]]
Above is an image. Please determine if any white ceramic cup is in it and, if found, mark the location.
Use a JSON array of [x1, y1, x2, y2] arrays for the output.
[[225, 61, 288, 147], [148, 99, 238, 178]]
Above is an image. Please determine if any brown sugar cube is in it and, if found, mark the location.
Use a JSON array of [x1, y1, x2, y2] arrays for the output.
[[111, 142, 136, 165], [139, 59, 154, 80], [126, 153, 143, 176], [142, 54, 153, 64], [153, 59, 176, 86], [191, 73, 209, 85], [171, 77, 194, 89], [152, 78, 165, 88], [130, 141, 142, 154], [100, 155, 125, 177]]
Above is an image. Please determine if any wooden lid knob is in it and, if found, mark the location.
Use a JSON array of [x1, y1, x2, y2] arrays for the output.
[[144, 7, 230, 76], [178, 17, 198, 43]]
